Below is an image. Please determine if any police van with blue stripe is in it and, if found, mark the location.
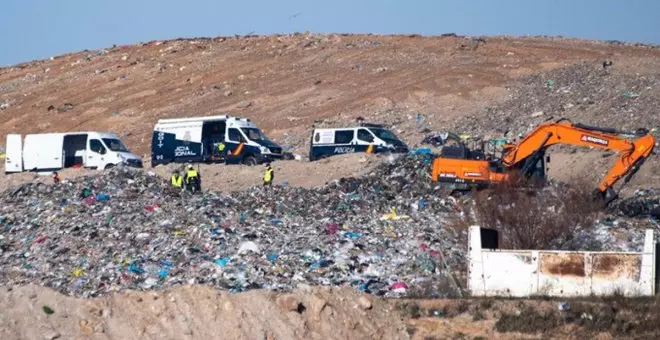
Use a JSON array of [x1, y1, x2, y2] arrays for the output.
[[151, 115, 283, 166], [309, 124, 408, 161]]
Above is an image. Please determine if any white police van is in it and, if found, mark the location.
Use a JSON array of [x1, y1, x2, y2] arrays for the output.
[[151, 115, 283, 166], [309, 123, 408, 161]]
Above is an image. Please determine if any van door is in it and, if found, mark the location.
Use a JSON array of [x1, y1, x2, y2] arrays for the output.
[[332, 129, 356, 155], [201, 121, 227, 160], [225, 127, 247, 163], [356, 128, 376, 153], [4, 134, 23, 173], [23, 134, 64, 171], [86, 138, 107, 169]]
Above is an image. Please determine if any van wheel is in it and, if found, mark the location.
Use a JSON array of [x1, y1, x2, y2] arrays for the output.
[[243, 156, 257, 166], [104, 164, 115, 170]]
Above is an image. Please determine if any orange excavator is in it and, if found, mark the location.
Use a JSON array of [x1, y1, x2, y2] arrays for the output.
[[431, 118, 656, 205]]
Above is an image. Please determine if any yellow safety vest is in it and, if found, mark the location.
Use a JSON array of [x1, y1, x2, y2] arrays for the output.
[[186, 170, 198, 183], [171, 175, 183, 188], [264, 168, 273, 183], [218, 143, 226, 152]]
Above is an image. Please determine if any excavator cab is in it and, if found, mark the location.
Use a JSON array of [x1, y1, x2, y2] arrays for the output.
[[437, 132, 487, 161], [438, 144, 486, 161]]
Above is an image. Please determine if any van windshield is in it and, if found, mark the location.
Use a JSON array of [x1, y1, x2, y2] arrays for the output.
[[370, 128, 401, 143], [102, 138, 130, 152], [241, 128, 270, 142]]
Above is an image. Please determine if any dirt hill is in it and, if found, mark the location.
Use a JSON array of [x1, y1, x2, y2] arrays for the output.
[[4, 285, 660, 340], [0, 34, 657, 151]]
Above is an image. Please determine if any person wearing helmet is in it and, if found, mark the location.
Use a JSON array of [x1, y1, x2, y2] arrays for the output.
[[184, 164, 201, 192], [170, 169, 183, 189]]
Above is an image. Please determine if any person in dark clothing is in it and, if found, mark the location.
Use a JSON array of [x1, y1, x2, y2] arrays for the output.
[[52, 171, 61, 184]]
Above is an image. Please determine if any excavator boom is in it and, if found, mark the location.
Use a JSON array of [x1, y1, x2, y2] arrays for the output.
[[431, 119, 656, 204], [501, 120, 655, 194]]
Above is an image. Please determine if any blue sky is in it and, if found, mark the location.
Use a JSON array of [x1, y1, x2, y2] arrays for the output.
[[1, 0, 659, 66]]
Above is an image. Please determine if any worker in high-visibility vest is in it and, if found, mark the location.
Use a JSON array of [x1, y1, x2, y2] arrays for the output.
[[263, 163, 274, 186], [215, 142, 227, 160], [170, 169, 183, 189], [184, 164, 201, 192]]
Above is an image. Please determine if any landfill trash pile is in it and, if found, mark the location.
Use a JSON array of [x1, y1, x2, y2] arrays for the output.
[[615, 189, 660, 219], [0, 154, 471, 298], [0, 153, 656, 299], [450, 62, 660, 139], [420, 133, 449, 147]]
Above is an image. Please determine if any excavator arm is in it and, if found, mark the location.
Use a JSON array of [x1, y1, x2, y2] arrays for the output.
[[502, 120, 656, 200]]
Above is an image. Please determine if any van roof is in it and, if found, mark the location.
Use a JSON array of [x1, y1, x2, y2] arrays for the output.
[[155, 115, 258, 129], [313, 125, 387, 132], [156, 115, 231, 124], [24, 131, 120, 138], [155, 115, 258, 124]]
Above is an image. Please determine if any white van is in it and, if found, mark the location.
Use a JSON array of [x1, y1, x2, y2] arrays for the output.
[[309, 124, 409, 161], [151, 115, 283, 166], [4, 132, 142, 173]]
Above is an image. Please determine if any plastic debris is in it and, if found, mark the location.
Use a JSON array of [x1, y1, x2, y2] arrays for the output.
[[42, 305, 55, 315], [238, 241, 261, 255], [544, 80, 555, 90], [623, 91, 640, 99], [391, 282, 408, 293]]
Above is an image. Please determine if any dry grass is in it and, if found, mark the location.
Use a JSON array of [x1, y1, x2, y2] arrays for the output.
[[467, 176, 602, 249]]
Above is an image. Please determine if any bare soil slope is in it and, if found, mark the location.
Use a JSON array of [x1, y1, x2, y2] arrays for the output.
[[1, 35, 657, 153], [3, 285, 660, 340], [1, 35, 659, 191]]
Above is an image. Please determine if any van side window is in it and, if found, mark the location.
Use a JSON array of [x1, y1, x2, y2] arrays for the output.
[[334, 130, 354, 144], [228, 128, 244, 143], [357, 129, 374, 143], [90, 139, 106, 154]]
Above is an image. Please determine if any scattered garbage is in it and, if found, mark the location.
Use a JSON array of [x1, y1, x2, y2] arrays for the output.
[[0, 101, 10, 110], [544, 80, 555, 90], [616, 189, 660, 218], [0, 155, 468, 298], [421, 133, 449, 147], [623, 91, 640, 99], [42, 305, 55, 315], [0, 153, 653, 299], [47, 103, 75, 113]]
